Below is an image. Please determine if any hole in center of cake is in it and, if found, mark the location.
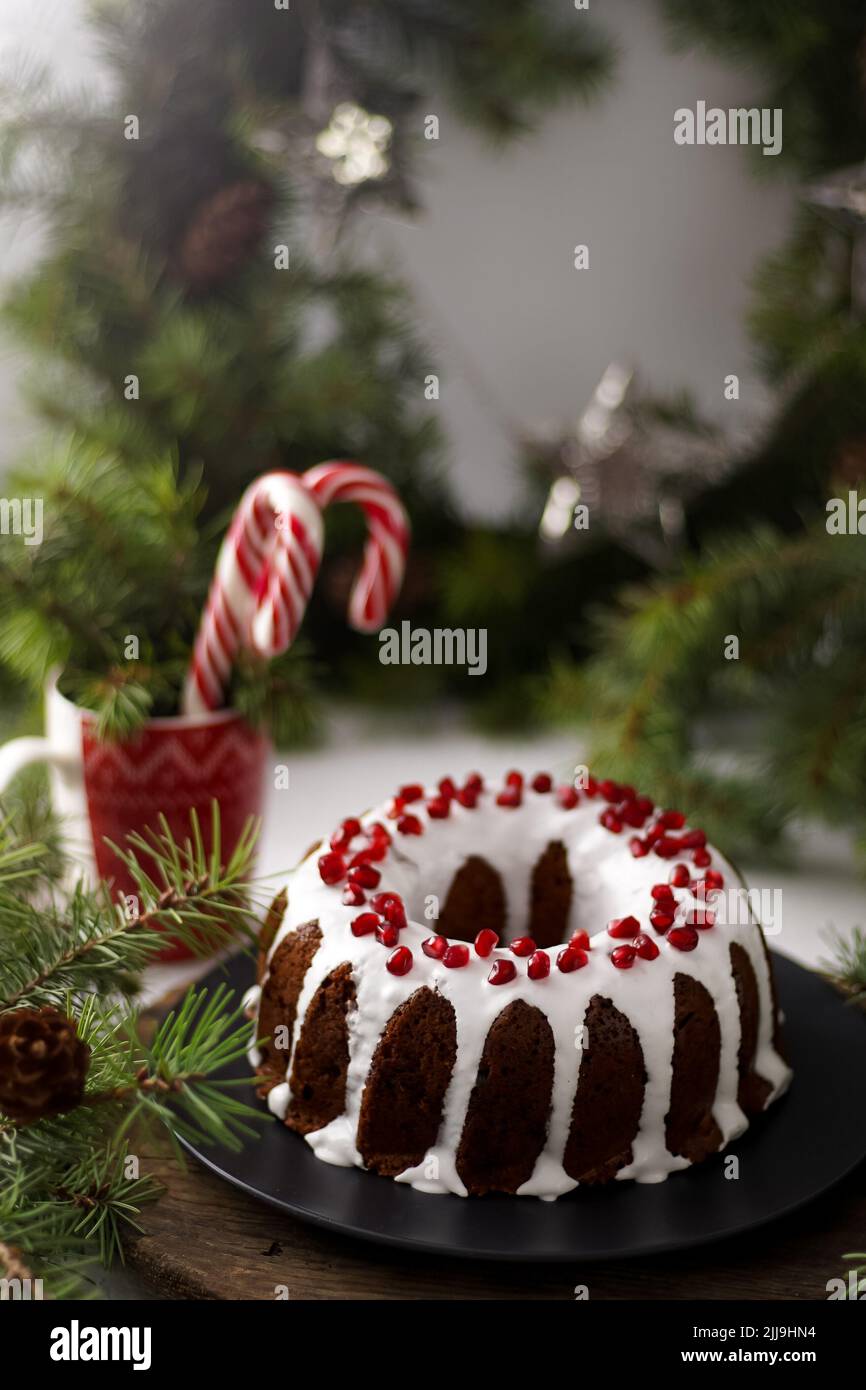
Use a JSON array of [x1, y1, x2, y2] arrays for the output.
[[433, 840, 573, 950]]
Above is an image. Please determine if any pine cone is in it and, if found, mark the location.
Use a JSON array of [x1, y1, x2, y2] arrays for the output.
[[176, 180, 273, 290], [0, 1007, 90, 1124]]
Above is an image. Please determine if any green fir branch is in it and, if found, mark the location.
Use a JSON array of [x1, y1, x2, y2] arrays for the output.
[[546, 518, 866, 858], [821, 926, 866, 1010], [0, 803, 270, 1295]]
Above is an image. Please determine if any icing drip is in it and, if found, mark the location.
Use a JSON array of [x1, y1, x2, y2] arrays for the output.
[[254, 777, 792, 1198]]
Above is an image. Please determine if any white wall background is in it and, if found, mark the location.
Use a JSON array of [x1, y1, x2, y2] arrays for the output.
[[0, 0, 795, 519]]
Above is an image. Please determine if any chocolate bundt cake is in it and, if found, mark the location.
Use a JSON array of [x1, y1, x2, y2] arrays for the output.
[[247, 771, 791, 1199]]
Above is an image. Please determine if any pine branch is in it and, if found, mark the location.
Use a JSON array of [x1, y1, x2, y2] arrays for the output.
[[821, 926, 866, 1010], [0, 801, 272, 1294], [61, 663, 187, 742], [0, 557, 116, 672], [0, 806, 260, 1012], [0, 983, 263, 1287], [546, 518, 866, 858], [230, 643, 321, 748]]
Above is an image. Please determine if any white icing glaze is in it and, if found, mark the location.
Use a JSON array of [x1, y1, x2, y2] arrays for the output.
[[254, 777, 792, 1198]]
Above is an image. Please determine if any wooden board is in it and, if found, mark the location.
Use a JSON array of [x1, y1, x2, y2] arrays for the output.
[[122, 1131, 865, 1301]]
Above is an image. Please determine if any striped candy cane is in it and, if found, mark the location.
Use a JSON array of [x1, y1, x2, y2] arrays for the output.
[[301, 461, 410, 631], [182, 472, 324, 715], [182, 464, 409, 715]]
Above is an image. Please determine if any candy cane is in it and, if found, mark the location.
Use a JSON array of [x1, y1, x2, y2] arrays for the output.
[[182, 472, 324, 715], [182, 464, 409, 715], [301, 461, 409, 631]]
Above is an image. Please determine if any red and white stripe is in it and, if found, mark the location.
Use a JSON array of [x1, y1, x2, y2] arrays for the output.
[[182, 463, 409, 715], [182, 473, 324, 715], [302, 461, 409, 632]]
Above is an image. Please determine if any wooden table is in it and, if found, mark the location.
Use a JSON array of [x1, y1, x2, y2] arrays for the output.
[[123, 1133, 864, 1300]]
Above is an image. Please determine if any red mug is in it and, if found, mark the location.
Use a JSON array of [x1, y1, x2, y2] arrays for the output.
[[0, 673, 270, 960]]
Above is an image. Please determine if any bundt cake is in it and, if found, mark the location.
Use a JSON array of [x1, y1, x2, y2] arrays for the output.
[[247, 771, 791, 1199]]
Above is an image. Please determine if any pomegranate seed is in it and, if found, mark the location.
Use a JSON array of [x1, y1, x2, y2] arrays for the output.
[[474, 928, 499, 958], [368, 893, 406, 927], [387, 945, 413, 976], [693, 847, 712, 868], [349, 848, 378, 868], [342, 882, 366, 907], [387, 798, 404, 819], [610, 945, 636, 969], [329, 830, 350, 852], [399, 783, 424, 803], [361, 839, 387, 862], [422, 934, 448, 960], [318, 852, 346, 885], [456, 787, 478, 808], [570, 929, 591, 950], [438, 776, 457, 799], [376, 921, 400, 947], [667, 925, 699, 951], [584, 775, 599, 797], [557, 945, 588, 972], [680, 829, 706, 849], [368, 821, 391, 843], [531, 772, 553, 793], [370, 892, 396, 912], [659, 809, 685, 829], [634, 933, 660, 960], [600, 809, 623, 833], [464, 772, 484, 791], [557, 785, 579, 809], [488, 959, 517, 985], [348, 863, 380, 889], [686, 908, 715, 930], [426, 796, 450, 819], [350, 912, 380, 937], [702, 869, 724, 891], [653, 836, 681, 859], [342, 817, 361, 839], [505, 770, 524, 789], [496, 788, 522, 808], [607, 915, 640, 939], [636, 795, 654, 816], [528, 950, 551, 980], [443, 943, 470, 969], [397, 814, 423, 835], [651, 883, 676, 902], [649, 908, 675, 932], [599, 779, 622, 802], [645, 823, 665, 844], [620, 784, 636, 801], [629, 836, 649, 857], [669, 863, 691, 887], [693, 882, 720, 910], [622, 803, 647, 827], [510, 936, 536, 957], [382, 899, 407, 929]]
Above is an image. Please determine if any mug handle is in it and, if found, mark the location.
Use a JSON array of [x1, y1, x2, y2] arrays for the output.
[[0, 736, 76, 794]]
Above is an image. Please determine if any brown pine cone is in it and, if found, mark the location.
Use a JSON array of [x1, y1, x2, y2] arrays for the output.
[[176, 179, 273, 290], [0, 1006, 90, 1124]]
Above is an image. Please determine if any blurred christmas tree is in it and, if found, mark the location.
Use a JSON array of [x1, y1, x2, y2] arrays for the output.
[[548, 1, 866, 860], [3, 0, 866, 850], [0, 0, 617, 735]]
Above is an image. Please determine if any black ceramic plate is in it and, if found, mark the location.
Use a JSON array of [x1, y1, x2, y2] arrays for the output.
[[180, 952, 866, 1262]]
